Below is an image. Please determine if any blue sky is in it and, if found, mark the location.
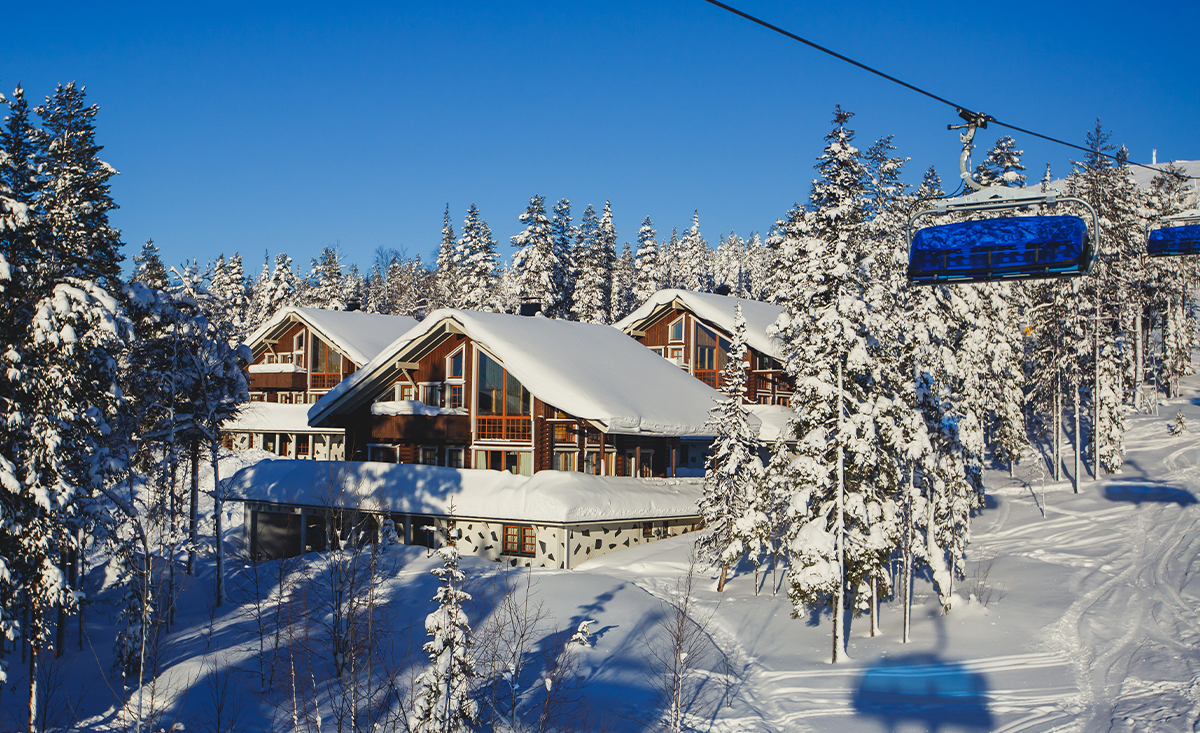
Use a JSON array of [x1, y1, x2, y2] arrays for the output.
[[5, 0, 1197, 277]]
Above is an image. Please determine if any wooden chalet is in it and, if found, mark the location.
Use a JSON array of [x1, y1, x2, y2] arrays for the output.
[[224, 307, 416, 459], [306, 308, 728, 478], [614, 289, 794, 407]]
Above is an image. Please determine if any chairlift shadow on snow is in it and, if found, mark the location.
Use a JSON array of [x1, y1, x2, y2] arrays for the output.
[[851, 609, 992, 732], [1102, 479, 1198, 506]]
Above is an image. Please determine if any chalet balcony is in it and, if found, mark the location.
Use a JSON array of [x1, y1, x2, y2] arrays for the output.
[[476, 416, 533, 442], [248, 368, 308, 392], [310, 372, 342, 390], [368, 413, 471, 443]]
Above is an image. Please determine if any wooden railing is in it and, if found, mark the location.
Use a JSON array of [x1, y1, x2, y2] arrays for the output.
[[310, 373, 342, 390], [476, 416, 532, 442]]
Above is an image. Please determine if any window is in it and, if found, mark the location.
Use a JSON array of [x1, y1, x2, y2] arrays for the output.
[[368, 445, 399, 463], [311, 337, 341, 375], [476, 450, 533, 476], [553, 450, 576, 471], [669, 317, 685, 342], [421, 384, 441, 406], [503, 525, 537, 556], [476, 351, 532, 441], [296, 436, 310, 458], [420, 447, 438, 465], [694, 324, 731, 388], [447, 384, 464, 409], [396, 383, 416, 401], [624, 450, 654, 477], [446, 447, 464, 468], [668, 347, 685, 367], [651, 346, 664, 358], [447, 348, 464, 379], [294, 332, 305, 352]]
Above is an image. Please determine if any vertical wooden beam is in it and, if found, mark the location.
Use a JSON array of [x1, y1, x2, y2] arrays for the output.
[[635, 444, 642, 478], [576, 421, 586, 472]]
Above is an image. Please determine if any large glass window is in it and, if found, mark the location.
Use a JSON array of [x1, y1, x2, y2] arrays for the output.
[[448, 349, 464, 379], [311, 337, 341, 374], [669, 317, 685, 342], [694, 324, 731, 388], [477, 352, 530, 417]]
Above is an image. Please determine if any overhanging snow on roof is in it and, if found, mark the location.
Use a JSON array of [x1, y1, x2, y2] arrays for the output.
[[310, 309, 732, 437], [245, 307, 418, 367], [227, 459, 703, 524], [614, 289, 788, 361]]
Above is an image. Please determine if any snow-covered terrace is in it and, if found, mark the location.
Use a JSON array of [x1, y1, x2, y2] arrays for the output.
[[227, 458, 703, 525]]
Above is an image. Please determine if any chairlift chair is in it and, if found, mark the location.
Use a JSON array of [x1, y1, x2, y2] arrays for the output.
[[907, 112, 1099, 285], [1146, 210, 1200, 257]]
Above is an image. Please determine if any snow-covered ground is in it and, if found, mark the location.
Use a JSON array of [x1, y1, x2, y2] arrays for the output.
[[7, 384, 1200, 731]]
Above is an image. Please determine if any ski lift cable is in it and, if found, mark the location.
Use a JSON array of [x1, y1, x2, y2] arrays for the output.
[[700, 0, 1199, 182]]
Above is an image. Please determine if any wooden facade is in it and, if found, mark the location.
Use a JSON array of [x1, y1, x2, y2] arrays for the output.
[[331, 327, 692, 477], [625, 304, 793, 406], [247, 318, 359, 405]]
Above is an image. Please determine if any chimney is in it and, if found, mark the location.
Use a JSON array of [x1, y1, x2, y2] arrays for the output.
[[713, 284, 732, 296], [1153, 149, 1157, 165], [518, 299, 542, 317]]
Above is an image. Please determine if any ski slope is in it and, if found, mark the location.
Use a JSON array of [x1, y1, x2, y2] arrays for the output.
[[11, 384, 1200, 731]]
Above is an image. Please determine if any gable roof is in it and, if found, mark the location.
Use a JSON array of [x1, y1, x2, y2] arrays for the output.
[[614, 289, 787, 361], [245, 307, 417, 367], [308, 309, 729, 437]]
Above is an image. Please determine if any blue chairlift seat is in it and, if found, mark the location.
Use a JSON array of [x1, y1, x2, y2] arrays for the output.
[[1147, 213, 1200, 257], [906, 186, 1099, 286], [909, 215, 1092, 284]]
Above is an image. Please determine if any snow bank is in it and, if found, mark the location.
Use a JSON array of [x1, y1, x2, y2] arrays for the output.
[[227, 459, 703, 524], [614, 289, 788, 360]]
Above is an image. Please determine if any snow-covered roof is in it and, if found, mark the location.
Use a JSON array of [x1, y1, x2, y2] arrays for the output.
[[227, 459, 703, 524], [309, 309, 729, 437], [1042, 159, 1200, 203], [245, 307, 418, 367], [223, 403, 342, 434], [746, 404, 793, 443], [614, 289, 787, 361]]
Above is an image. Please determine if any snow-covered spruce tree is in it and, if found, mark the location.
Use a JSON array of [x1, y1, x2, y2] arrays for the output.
[[660, 227, 681, 290], [550, 198, 576, 317], [511, 195, 566, 318], [434, 204, 458, 310], [770, 107, 900, 662], [715, 233, 750, 297], [34, 82, 123, 287], [570, 203, 601, 322], [973, 135, 1027, 188], [676, 211, 713, 293], [209, 251, 250, 343], [0, 83, 138, 729], [131, 239, 168, 290], [741, 233, 771, 302], [572, 202, 616, 324], [696, 305, 763, 593], [169, 266, 249, 603], [409, 542, 479, 732], [455, 203, 499, 311], [610, 242, 637, 322], [305, 245, 348, 310], [633, 215, 661, 304]]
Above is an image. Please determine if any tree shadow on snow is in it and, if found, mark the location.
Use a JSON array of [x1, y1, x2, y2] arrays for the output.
[[1102, 478, 1198, 505]]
